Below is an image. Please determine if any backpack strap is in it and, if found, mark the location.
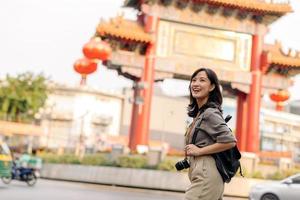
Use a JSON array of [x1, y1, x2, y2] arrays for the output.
[[239, 165, 244, 177], [191, 115, 204, 144]]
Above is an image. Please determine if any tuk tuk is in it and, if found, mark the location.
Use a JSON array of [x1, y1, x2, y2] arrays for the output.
[[0, 141, 12, 179]]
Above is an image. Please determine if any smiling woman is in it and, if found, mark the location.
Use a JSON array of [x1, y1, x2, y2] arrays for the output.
[[182, 68, 236, 200]]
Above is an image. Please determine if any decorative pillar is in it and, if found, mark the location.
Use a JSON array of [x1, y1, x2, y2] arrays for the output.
[[129, 15, 159, 151], [128, 82, 140, 150], [246, 34, 263, 153], [236, 92, 248, 151]]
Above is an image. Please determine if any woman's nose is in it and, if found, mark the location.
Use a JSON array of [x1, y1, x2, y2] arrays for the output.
[[192, 80, 200, 86]]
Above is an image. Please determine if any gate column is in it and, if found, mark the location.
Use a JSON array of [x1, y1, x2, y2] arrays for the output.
[[246, 34, 263, 152], [236, 92, 248, 152]]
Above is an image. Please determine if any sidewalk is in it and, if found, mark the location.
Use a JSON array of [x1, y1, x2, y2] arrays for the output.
[[41, 163, 273, 198]]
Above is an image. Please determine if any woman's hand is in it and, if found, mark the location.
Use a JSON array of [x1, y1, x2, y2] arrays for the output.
[[185, 142, 236, 157], [185, 144, 201, 156]]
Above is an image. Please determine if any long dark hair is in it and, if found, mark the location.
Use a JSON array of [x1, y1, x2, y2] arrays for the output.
[[187, 68, 223, 118]]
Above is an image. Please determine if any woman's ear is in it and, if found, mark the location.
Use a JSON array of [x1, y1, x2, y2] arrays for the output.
[[209, 84, 215, 92]]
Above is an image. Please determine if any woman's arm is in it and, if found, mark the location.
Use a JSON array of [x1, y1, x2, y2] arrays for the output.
[[185, 142, 236, 157]]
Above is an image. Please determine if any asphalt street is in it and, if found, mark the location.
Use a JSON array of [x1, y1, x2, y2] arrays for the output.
[[0, 179, 246, 200]]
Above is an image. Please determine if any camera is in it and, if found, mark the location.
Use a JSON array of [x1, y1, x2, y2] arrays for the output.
[[175, 158, 190, 171]]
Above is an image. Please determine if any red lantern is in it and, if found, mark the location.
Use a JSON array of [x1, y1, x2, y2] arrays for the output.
[[73, 58, 97, 85], [269, 90, 290, 111], [82, 38, 112, 61], [270, 90, 290, 102]]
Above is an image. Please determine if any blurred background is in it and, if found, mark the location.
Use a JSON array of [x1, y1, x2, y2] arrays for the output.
[[1, 0, 300, 199]]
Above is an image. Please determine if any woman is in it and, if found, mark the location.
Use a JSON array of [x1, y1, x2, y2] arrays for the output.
[[184, 68, 236, 200]]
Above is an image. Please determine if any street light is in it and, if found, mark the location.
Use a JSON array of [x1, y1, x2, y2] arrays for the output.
[[34, 99, 55, 150], [75, 111, 89, 158]]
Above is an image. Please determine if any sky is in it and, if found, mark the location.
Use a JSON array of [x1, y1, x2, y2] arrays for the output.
[[0, 0, 300, 100]]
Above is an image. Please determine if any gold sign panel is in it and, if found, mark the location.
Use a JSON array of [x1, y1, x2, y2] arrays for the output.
[[156, 20, 252, 72], [174, 31, 235, 62]]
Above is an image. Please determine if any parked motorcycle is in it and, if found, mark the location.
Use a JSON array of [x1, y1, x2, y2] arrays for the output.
[[1, 161, 37, 186]]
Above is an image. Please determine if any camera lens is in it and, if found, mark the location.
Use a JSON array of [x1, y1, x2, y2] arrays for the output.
[[175, 159, 190, 171], [175, 161, 184, 171]]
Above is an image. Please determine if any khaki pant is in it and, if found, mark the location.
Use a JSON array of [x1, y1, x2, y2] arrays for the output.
[[184, 156, 224, 200]]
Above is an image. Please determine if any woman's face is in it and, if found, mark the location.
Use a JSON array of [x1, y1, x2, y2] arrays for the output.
[[190, 71, 215, 100]]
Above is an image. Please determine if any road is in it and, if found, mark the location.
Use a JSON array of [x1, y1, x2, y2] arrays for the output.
[[0, 179, 246, 200]]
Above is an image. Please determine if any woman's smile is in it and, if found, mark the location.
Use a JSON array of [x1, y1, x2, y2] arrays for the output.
[[192, 88, 201, 96]]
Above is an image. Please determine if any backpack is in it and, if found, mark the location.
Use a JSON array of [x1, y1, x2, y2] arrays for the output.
[[212, 115, 243, 183], [191, 113, 243, 183]]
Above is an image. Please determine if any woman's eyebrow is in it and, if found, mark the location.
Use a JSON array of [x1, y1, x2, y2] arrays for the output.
[[197, 77, 208, 80]]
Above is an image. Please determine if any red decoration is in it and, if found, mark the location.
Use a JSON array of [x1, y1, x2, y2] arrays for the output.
[[73, 58, 97, 85], [270, 90, 290, 111], [74, 58, 97, 75], [82, 38, 112, 61], [270, 90, 290, 102]]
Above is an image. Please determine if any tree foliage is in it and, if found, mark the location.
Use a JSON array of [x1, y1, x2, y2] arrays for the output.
[[0, 72, 49, 122]]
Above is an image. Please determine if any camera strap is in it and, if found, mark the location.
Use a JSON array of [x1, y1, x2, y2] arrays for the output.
[[185, 114, 203, 160], [190, 109, 230, 144], [190, 103, 220, 144], [190, 113, 204, 145]]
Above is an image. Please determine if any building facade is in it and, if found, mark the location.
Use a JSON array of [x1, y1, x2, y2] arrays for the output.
[[41, 84, 300, 164], [38, 85, 124, 152]]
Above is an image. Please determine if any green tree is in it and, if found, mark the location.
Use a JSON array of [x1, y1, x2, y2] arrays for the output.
[[0, 72, 49, 122]]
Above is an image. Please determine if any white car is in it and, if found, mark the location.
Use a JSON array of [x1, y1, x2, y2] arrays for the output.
[[249, 173, 300, 200]]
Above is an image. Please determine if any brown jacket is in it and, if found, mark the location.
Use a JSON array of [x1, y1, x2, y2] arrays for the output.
[[186, 107, 236, 147]]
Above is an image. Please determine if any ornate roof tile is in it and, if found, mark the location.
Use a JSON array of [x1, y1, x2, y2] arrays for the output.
[[96, 16, 152, 43], [203, 0, 292, 14], [264, 41, 300, 67], [125, 0, 292, 15]]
